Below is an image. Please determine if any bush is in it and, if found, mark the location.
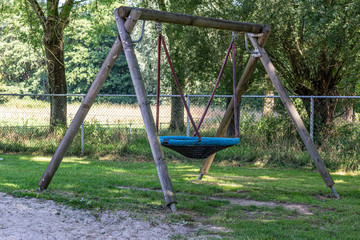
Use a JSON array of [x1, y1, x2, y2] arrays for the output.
[[0, 115, 359, 172]]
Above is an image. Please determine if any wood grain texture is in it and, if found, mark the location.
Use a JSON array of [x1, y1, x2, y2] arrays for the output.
[[249, 36, 335, 188], [116, 13, 177, 206], [118, 6, 266, 33]]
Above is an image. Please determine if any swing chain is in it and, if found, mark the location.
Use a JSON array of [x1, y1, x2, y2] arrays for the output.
[[155, 22, 162, 35], [244, 33, 262, 58]]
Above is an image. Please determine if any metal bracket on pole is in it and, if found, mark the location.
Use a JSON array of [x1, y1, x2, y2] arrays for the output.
[[245, 33, 262, 57], [232, 31, 238, 42], [247, 33, 264, 37], [155, 21, 162, 35]]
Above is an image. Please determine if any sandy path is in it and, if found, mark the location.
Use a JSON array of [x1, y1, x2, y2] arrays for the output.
[[0, 193, 200, 240]]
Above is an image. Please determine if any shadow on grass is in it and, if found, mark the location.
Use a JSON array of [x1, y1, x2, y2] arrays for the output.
[[1, 154, 360, 211]]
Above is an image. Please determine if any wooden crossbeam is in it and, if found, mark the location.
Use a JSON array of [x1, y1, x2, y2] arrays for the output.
[[117, 6, 266, 33]]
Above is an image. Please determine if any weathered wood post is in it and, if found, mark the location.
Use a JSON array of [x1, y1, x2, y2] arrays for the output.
[[115, 9, 177, 212], [38, 9, 142, 190], [248, 36, 339, 198], [198, 26, 271, 179]]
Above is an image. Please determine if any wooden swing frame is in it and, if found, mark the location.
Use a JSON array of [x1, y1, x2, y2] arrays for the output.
[[37, 6, 339, 213]]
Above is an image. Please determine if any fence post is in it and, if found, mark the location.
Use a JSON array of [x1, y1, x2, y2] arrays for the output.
[[310, 97, 314, 141], [81, 96, 85, 157], [186, 95, 190, 137]]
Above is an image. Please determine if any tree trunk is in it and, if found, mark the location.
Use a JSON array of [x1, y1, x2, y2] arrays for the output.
[[169, 85, 185, 133], [263, 90, 274, 117], [226, 97, 241, 136], [279, 33, 341, 130], [262, 75, 274, 117], [314, 97, 338, 126], [343, 101, 354, 123], [43, 20, 67, 130], [27, 0, 72, 131]]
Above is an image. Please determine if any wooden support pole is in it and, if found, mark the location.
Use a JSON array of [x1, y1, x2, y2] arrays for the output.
[[117, 6, 265, 34], [198, 27, 271, 179], [38, 9, 142, 190], [115, 11, 177, 211], [248, 36, 338, 197]]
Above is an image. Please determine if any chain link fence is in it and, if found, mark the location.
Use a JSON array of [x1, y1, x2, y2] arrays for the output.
[[1, 93, 359, 170]]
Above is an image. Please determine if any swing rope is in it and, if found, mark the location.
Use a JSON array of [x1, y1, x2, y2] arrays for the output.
[[156, 23, 161, 132], [192, 34, 239, 137], [232, 32, 239, 138], [155, 23, 240, 159], [156, 23, 201, 140]]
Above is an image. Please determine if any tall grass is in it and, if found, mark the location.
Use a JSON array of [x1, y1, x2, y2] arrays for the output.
[[1, 112, 359, 171]]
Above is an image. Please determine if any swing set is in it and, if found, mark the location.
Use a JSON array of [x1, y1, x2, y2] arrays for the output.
[[37, 7, 339, 213]]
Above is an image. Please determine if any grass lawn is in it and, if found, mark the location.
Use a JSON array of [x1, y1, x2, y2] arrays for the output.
[[0, 154, 359, 239]]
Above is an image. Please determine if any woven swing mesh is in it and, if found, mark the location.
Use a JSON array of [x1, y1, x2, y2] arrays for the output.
[[159, 136, 240, 159]]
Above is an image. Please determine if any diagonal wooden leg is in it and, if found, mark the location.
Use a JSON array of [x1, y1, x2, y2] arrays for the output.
[[248, 36, 339, 198], [198, 27, 271, 179], [38, 9, 142, 190], [115, 12, 177, 211]]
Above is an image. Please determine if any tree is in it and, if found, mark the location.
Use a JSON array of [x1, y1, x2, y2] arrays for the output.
[[26, 0, 76, 129], [0, 1, 46, 95], [236, 0, 360, 129]]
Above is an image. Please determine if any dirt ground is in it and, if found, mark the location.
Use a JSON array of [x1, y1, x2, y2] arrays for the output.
[[0, 192, 201, 240]]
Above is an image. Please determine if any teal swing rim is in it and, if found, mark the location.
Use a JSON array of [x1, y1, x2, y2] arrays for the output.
[[159, 136, 239, 147]]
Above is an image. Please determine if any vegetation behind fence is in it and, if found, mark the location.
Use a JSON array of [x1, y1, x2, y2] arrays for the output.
[[1, 94, 359, 171]]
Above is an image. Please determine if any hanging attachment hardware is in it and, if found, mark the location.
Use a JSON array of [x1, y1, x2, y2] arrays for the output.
[[133, 20, 146, 43], [244, 33, 263, 58], [155, 22, 162, 35], [232, 31, 238, 42]]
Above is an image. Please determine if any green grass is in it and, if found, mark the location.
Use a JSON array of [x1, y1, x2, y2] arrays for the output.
[[0, 154, 359, 239]]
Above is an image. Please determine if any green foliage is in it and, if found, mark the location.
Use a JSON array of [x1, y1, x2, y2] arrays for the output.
[[1, 0, 359, 99], [1, 1, 132, 100], [1, 110, 359, 171], [235, 0, 360, 126], [64, 2, 133, 97], [321, 122, 360, 171], [0, 86, 10, 103], [0, 3, 45, 93], [135, 0, 248, 95]]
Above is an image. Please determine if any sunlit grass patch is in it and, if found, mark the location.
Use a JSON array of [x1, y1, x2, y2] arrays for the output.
[[0, 154, 360, 239]]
